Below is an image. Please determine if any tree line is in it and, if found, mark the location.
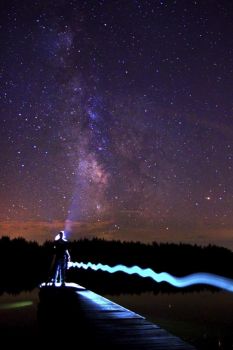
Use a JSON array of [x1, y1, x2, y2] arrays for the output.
[[0, 235, 232, 294]]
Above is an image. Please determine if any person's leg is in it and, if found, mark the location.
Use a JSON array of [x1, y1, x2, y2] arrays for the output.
[[55, 260, 61, 284], [61, 260, 65, 286]]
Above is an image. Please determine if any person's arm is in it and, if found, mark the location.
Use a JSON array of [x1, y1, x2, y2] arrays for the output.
[[66, 249, 71, 261]]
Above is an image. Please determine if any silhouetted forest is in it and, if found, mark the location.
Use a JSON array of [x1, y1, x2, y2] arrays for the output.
[[0, 236, 233, 294]]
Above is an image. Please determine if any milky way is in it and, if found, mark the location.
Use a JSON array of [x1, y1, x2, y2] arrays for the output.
[[0, 1, 233, 247]]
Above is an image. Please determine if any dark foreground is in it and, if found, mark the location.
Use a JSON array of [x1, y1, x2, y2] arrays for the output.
[[37, 283, 195, 349]]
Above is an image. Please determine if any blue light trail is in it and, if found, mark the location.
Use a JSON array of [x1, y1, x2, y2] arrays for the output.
[[68, 261, 233, 293]]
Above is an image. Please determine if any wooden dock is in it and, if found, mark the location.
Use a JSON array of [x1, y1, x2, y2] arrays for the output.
[[38, 282, 196, 349]]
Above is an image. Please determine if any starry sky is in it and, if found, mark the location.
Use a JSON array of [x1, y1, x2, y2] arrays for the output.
[[0, 0, 233, 248]]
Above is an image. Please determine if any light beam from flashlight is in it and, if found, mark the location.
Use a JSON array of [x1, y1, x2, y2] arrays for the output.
[[68, 261, 233, 293]]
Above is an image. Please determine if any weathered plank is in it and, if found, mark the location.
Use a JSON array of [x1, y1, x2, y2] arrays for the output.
[[39, 282, 196, 349]]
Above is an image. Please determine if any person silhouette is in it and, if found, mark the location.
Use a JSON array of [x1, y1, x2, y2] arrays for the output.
[[52, 231, 70, 286]]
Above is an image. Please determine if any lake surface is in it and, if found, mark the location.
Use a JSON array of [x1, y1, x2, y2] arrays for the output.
[[0, 288, 232, 349], [105, 290, 233, 350]]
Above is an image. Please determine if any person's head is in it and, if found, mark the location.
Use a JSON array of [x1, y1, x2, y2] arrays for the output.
[[59, 230, 64, 239], [54, 231, 66, 241]]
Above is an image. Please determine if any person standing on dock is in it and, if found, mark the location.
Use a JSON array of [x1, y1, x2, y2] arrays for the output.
[[52, 231, 70, 286]]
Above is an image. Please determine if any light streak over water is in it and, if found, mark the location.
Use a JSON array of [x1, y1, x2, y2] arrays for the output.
[[68, 261, 233, 293]]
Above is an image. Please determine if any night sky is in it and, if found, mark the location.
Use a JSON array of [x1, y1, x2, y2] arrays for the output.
[[0, 0, 233, 248]]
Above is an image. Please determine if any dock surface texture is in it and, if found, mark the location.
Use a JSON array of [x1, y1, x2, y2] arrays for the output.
[[38, 282, 196, 349]]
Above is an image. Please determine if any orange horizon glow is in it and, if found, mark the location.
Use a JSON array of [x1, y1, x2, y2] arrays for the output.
[[0, 219, 232, 251]]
